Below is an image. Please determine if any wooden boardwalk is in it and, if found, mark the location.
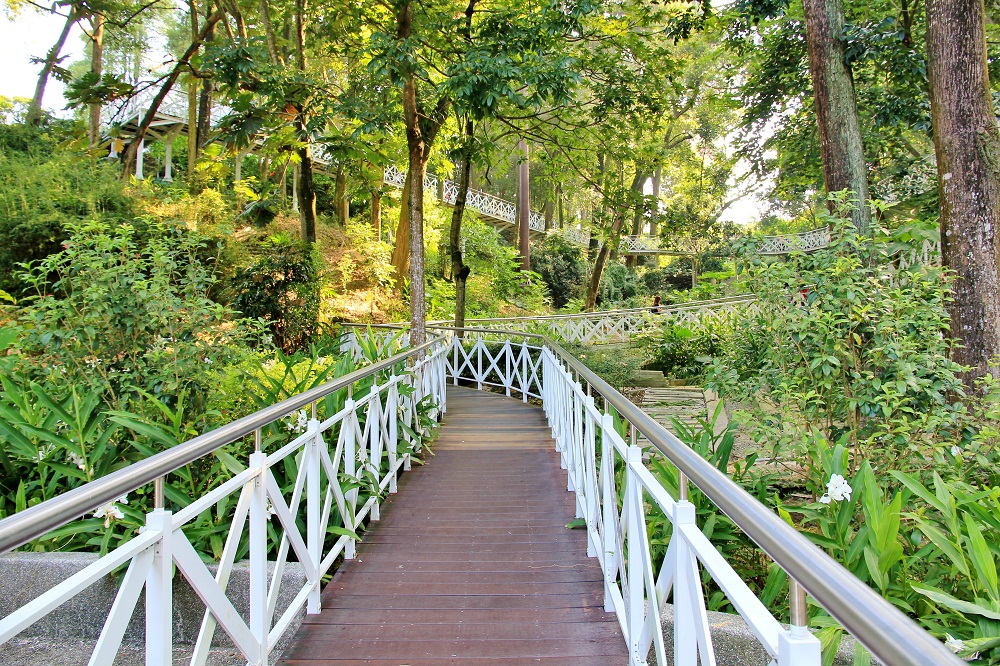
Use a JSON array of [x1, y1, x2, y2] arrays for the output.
[[277, 386, 627, 665]]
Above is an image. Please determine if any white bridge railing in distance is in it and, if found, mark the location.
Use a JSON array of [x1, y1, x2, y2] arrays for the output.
[[382, 165, 561, 239], [454, 295, 757, 345], [0, 336, 449, 666]]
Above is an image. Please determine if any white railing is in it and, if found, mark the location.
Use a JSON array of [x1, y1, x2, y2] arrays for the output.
[[100, 85, 229, 128], [381, 165, 578, 242], [456, 295, 756, 344], [757, 228, 831, 255], [539, 344, 819, 666], [423, 325, 963, 666], [619, 235, 665, 254], [0, 336, 449, 666]]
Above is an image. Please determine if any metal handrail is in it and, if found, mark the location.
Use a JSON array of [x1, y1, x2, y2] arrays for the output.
[[0, 336, 442, 555], [426, 324, 962, 666]]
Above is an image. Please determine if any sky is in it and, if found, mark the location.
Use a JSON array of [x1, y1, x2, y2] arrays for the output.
[[0, 9, 84, 112]]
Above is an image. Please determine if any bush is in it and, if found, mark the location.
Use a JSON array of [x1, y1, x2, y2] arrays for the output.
[[639, 324, 723, 381], [0, 129, 134, 297], [531, 236, 587, 309], [597, 261, 649, 307], [230, 234, 322, 352], [16, 220, 256, 415]]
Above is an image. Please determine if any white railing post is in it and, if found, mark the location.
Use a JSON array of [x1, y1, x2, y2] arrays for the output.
[[343, 399, 358, 559], [520, 340, 528, 402], [601, 413, 618, 614], [673, 498, 699, 666], [778, 580, 822, 665], [248, 450, 269, 665], [387, 376, 399, 493], [504, 341, 512, 396], [144, 495, 172, 666], [585, 395, 599, 558], [368, 389, 382, 521], [306, 417, 321, 614], [625, 445, 646, 666]]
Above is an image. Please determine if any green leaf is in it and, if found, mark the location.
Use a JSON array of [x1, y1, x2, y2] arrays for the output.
[[566, 518, 587, 529], [913, 521, 970, 577], [327, 525, 360, 540], [911, 583, 1000, 620], [964, 513, 998, 601]]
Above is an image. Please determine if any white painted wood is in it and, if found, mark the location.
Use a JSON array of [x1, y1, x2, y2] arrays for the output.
[[89, 547, 154, 666], [145, 509, 172, 666]]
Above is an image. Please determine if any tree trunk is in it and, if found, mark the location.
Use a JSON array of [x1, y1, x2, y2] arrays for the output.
[[187, 80, 199, 175], [391, 173, 412, 280], [297, 145, 317, 241], [27, 9, 79, 126], [650, 164, 661, 236], [87, 12, 104, 146], [293, 0, 317, 242], [196, 2, 216, 149], [802, 0, 871, 233], [121, 12, 224, 177], [517, 139, 530, 271], [371, 185, 382, 238], [186, 0, 199, 176], [927, 0, 1000, 388], [451, 118, 474, 330], [259, 0, 282, 65], [557, 182, 564, 228], [584, 171, 643, 310], [402, 71, 427, 345], [335, 164, 349, 224]]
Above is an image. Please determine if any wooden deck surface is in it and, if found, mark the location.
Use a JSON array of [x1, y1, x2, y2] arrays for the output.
[[277, 386, 627, 665]]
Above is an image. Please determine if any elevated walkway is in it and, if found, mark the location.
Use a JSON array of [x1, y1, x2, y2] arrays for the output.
[[279, 387, 625, 664]]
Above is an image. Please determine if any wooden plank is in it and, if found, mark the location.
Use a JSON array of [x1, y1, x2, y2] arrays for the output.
[[276, 386, 626, 664]]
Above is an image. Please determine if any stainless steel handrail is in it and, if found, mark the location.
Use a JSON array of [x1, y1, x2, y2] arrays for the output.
[[428, 324, 962, 666], [0, 336, 442, 554]]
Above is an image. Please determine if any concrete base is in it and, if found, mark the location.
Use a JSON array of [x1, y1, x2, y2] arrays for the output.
[[656, 603, 880, 665], [0, 636, 243, 666], [0, 552, 307, 665]]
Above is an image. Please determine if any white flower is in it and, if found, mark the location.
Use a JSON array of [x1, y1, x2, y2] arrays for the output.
[[820, 474, 852, 504], [93, 494, 129, 528], [945, 634, 964, 653], [285, 409, 309, 434], [67, 452, 86, 471], [951, 445, 961, 458], [203, 357, 213, 364], [317, 356, 327, 365]]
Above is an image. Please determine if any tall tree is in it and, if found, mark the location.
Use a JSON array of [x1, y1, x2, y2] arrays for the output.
[[294, 0, 317, 242], [801, 0, 870, 231], [926, 0, 1000, 387], [87, 10, 105, 145], [27, 7, 81, 126]]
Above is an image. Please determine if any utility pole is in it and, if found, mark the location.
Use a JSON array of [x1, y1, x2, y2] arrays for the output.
[[518, 139, 530, 271]]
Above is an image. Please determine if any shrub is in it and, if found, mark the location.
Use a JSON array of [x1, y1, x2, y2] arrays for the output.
[[531, 236, 587, 309], [16, 220, 256, 416], [230, 234, 322, 352], [0, 130, 134, 297]]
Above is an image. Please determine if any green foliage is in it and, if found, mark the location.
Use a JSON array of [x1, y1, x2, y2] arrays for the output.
[[17, 220, 256, 415], [531, 235, 587, 309], [709, 202, 964, 471], [230, 235, 322, 353], [0, 129, 134, 297], [563, 343, 643, 392], [639, 324, 722, 381]]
